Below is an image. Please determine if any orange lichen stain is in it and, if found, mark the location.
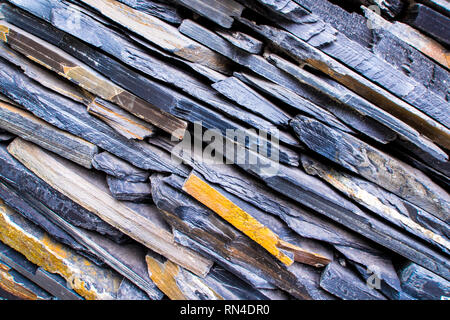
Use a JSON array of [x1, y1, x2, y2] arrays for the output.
[[0, 265, 43, 300], [146, 255, 187, 300], [183, 173, 295, 266], [0, 25, 9, 42], [0, 200, 117, 300], [146, 255, 222, 300]]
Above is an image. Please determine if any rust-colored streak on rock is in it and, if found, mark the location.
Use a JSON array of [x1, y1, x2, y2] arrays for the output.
[[183, 173, 331, 267]]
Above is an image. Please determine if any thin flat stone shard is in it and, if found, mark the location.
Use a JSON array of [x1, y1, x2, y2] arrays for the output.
[[237, 154, 450, 280], [0, 180, 87, 255], [405, 4, 450, 46], [0, 2, 231, 132], [0, 182, 163, 300], [0, 242, 82, 300], [238, 17, 450, 151], [172, 0, 235, 28], [234, 71, 392, 139], [152, 173, 316, 299], [291, 116, 450, 224], [351, 261, 415, 300], [295, 0, 449, 99], [75, 0, 231, 73], [0, 21, 186, 139], [268, 53, 446, 149], [216, 29, 264, 54], [212, 77, 291, 126], [92, 152, 150, 183], [179, 18, 447, 155], [146, 253, 269, 300], [0, 7, 299, 162], [0, 42, 90, 105], [87, 98, 156, 141], [362, 6, 450, 70], [106, 176, 152, 202], [7, 138, 213, 278], [182, 172, 331, 267], [398, 262, 450, 300], [244, 0, 450, 129], [116, 0, 183, 24], [0, 101, 98, 169], [0, 261, 52, 300], [419, 0, 450, 17], [0, 144, 126, 242], [301, 155, 450, 254], [158, 139, 402, 293], [320, 261, 387, 300], [0, 199, 123, 300], [0, 58, 187, 176]]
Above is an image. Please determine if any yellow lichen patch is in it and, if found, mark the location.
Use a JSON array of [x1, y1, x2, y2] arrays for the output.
[[0, 200, 121, 300], [0, 25, 9, 42], [145, 255, 187, 300], [0, 262, 44, 300], [146, 255, 223, 300], [183, 173, 298, 266]]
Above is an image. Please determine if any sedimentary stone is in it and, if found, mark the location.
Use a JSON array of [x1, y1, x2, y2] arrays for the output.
[[107, 176, 152, 202], [301, 155, 450, 254], [7, 138, 212, 277], [216, 29, 264, 54], [0, 58, 187, 175], [92, 152, 150, 182], [398, 262, 450, 300], [363, 6, 450, 70], [75, 0, 231, 73], [152, 173, 317, 299], [238, 17, 450, 151], [0, 199, 124, 300], [0, 21, 186, 138], [0, 241, 82, 299], [405, 4, 450, 46], [88, 98, 156, 141], [182, 172, 332, 267], [146, 253, 270, 300], [116, 0, 182, 24], [292, 116, 450, 223], [0, 143, 125, 241], [320, 261, 387, 300], [172, 0, 237, 28], [0, 101, 98, 168], [212, 77, 291, 127], [0, 260, 52, 300], [234, 71, 394, 140]]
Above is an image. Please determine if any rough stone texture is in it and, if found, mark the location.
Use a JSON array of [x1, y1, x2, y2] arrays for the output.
[[405, 4, 450, 47], [320, 261, 387, 300], [93, 152, 150, 182], [398, 262, 450, 300], [292, 116, 450, 223], [0, 143, 126, 242], [301, 155, 450, 254], [116, 0, 182, 24], [0, 101, 98, 169], [0, 58, 187, 176], [107, 176, 152, 202]]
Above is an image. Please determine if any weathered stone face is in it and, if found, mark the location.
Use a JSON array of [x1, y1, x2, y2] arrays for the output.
[[0, 0, 448, 301]]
